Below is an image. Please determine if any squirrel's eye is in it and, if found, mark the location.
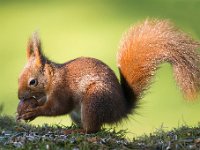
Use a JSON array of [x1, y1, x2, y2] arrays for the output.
[[29, 78, 38, 86]]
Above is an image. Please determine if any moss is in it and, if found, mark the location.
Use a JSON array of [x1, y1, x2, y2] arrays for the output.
[[0, 115, 200, 150]]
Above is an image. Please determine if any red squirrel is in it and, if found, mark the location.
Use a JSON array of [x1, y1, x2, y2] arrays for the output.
[[17, 19, 200, 133]]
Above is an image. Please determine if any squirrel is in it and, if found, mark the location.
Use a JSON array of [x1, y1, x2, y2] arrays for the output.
[[17, 19, 200, 133]]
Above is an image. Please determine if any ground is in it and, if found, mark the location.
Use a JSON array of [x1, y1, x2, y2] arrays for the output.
[[0, 115, 200, 150]]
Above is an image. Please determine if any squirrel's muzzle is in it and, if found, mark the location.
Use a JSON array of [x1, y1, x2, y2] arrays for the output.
[[18, 90, 30, 101]]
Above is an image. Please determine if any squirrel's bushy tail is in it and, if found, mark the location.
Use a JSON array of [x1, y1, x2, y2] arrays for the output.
[[118, 19, 200, 101]]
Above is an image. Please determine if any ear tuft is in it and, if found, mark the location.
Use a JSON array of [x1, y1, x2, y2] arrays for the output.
[[26, 32, 43, 64], [32, 32, 42, 52], [26, 37, 33, 59]]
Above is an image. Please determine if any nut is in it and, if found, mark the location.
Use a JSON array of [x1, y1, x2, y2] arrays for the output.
[[17, 98, 39, 119]]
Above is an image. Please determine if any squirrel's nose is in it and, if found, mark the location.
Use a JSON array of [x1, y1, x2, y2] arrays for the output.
[[18, 90, 29, 100], [18, 92, 25, 100]]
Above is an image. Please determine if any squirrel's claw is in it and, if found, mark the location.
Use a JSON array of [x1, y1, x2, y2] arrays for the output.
[[16, 115, 21, 121], [20, 112, 36, 121], [20, 108, 39, 121]]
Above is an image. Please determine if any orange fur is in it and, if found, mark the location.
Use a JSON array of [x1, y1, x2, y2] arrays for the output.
[[118, 19, 200, 100]]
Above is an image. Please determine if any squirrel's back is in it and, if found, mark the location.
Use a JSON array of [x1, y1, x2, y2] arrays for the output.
[[66, 57, 121, 97], [65, 57, 130, 123]]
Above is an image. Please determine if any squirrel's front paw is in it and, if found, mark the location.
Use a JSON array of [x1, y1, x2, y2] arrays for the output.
[[19, 108, 41, 121]]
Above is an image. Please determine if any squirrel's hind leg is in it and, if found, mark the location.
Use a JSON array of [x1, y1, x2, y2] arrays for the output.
[[63, 101, 101, 134], [80, 83, 113, 133], [81, 102, 102, 133]]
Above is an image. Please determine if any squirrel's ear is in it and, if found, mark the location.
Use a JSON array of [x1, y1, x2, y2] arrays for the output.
[[26, 32, 43, 65]]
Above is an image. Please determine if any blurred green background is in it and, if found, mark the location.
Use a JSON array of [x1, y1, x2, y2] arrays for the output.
[[0, 0, 200, 138]]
